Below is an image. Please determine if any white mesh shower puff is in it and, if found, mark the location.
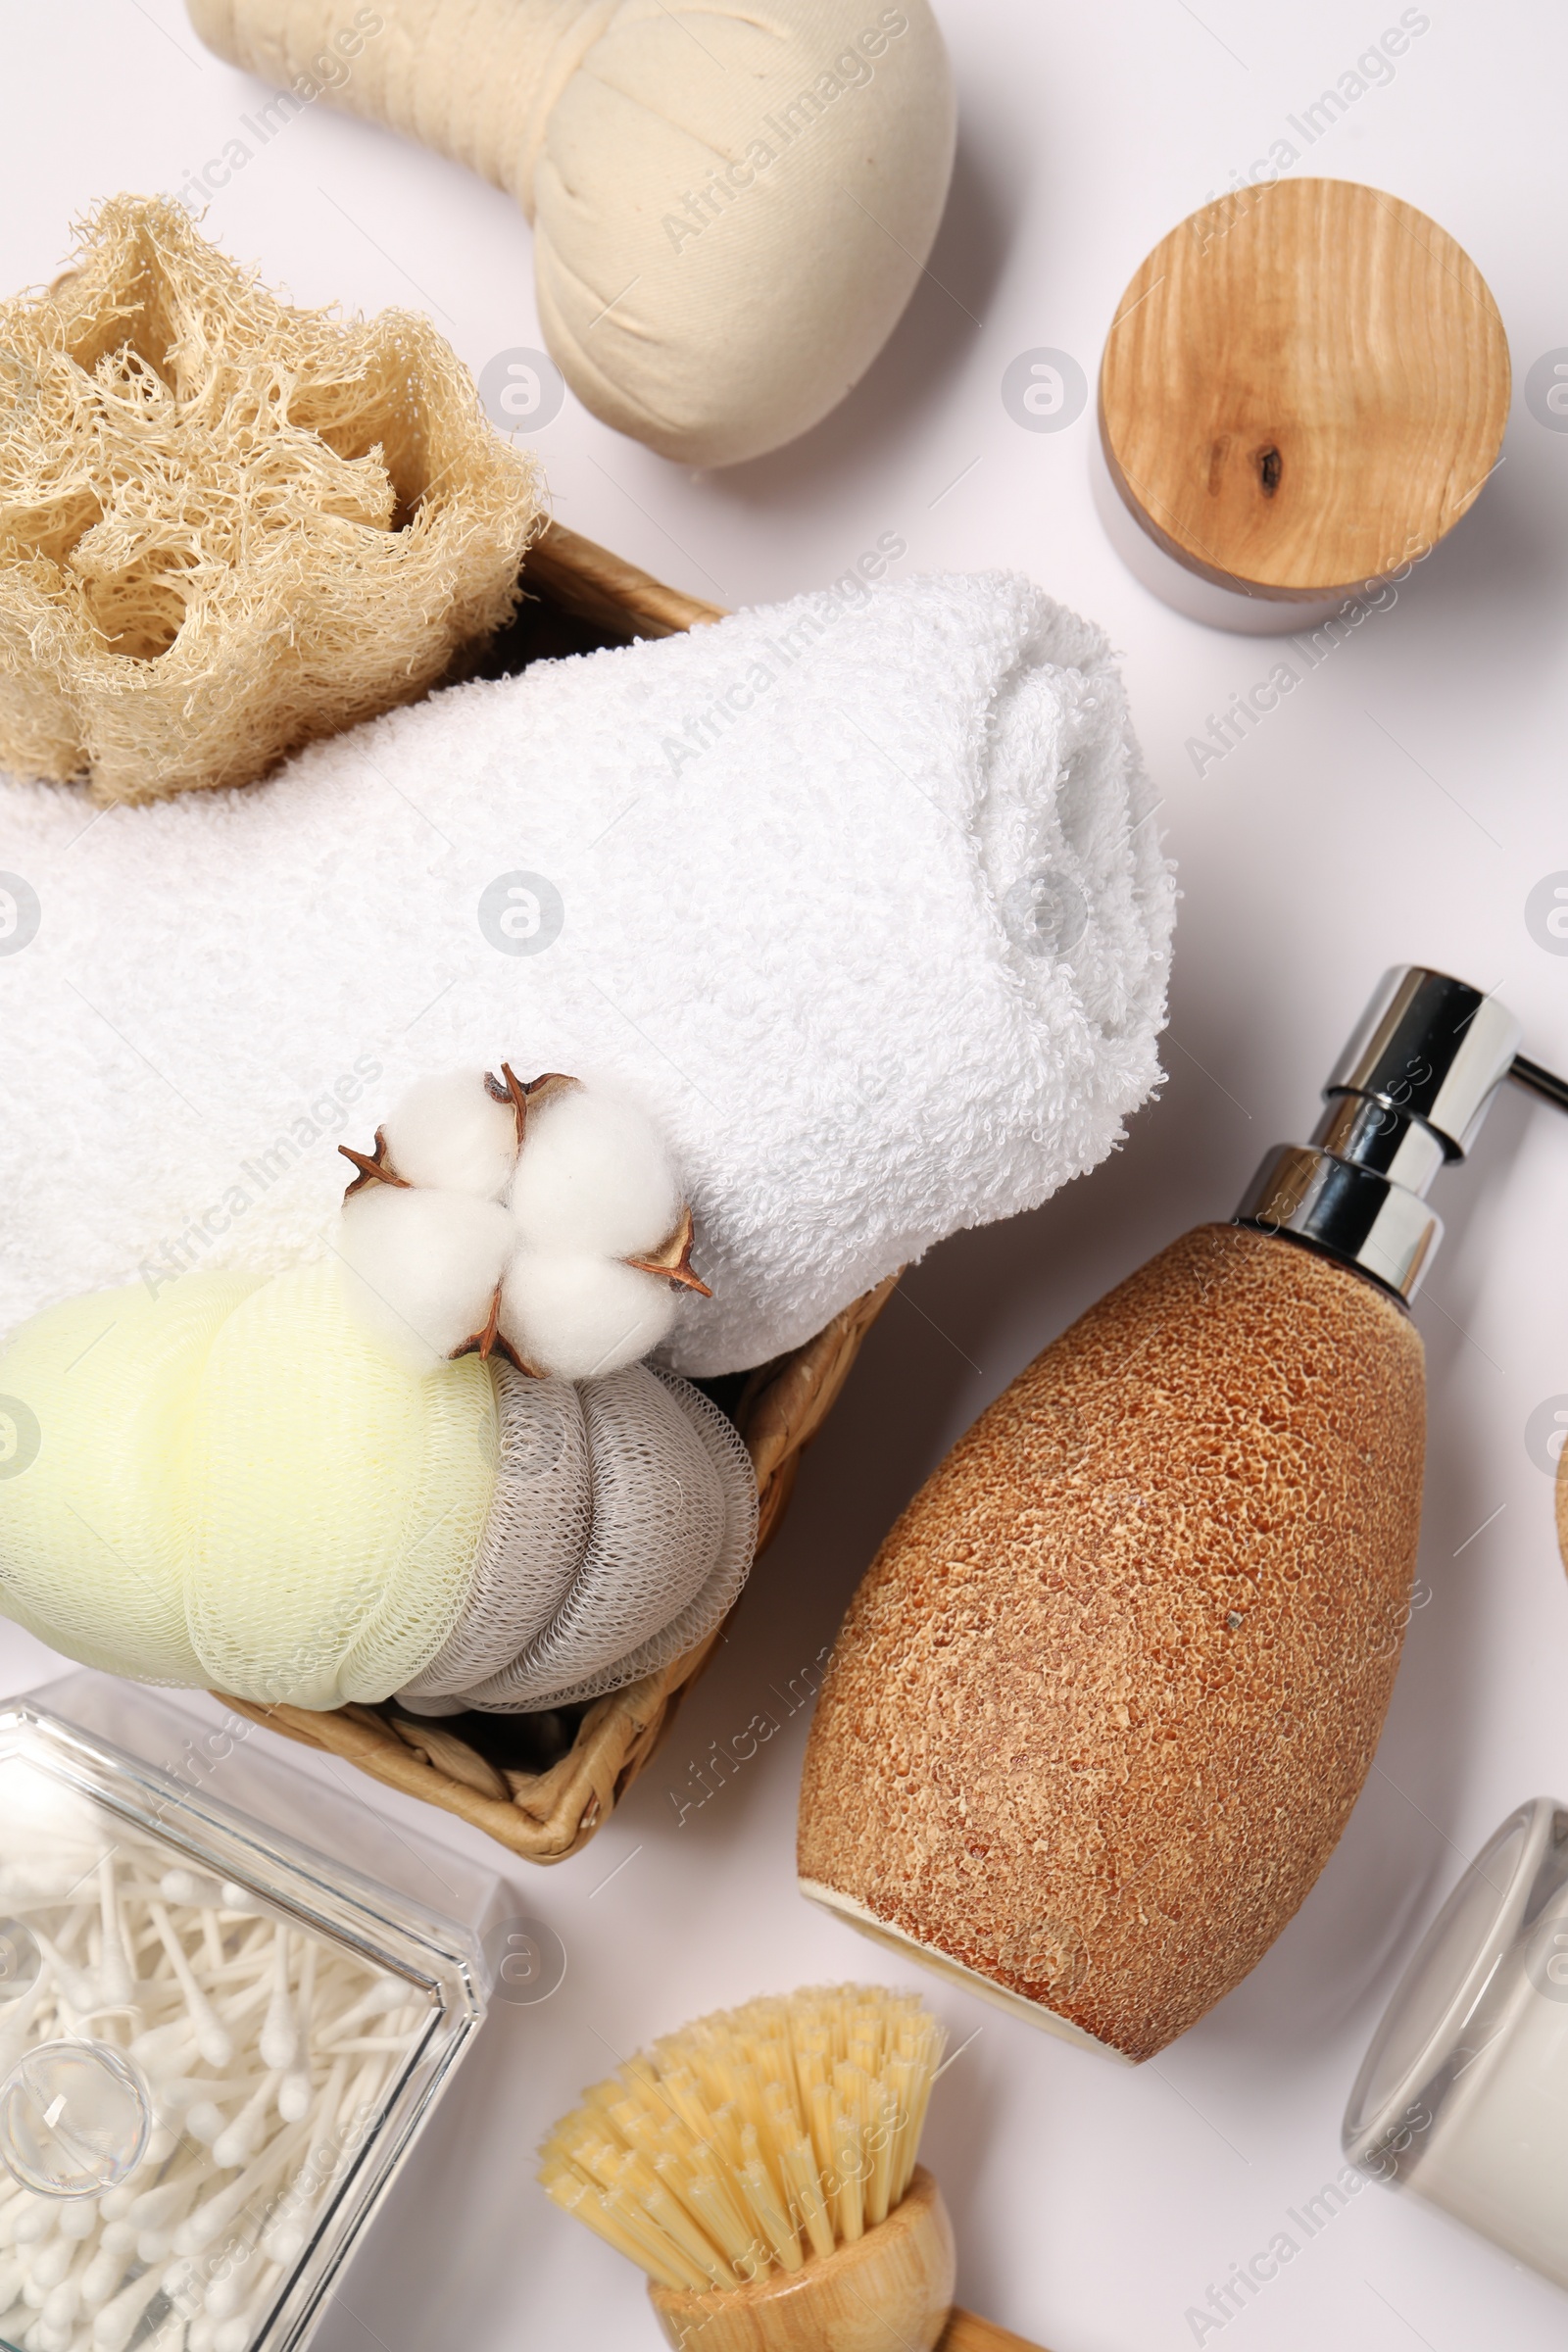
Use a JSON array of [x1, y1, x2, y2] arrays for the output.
[[398, 1365, 592, 1700], [429, 1365, 758, 1715]]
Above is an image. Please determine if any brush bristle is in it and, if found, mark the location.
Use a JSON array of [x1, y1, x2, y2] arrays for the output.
[[538, 1984, 946, 2294]]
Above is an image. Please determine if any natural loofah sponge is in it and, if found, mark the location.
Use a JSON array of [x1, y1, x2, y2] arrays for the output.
[[184, 0, 956, 467], [0, 196, 543, 804]]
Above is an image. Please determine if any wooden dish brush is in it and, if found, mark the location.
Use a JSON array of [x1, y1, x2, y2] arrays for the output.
[[540, 1984, 1046, 2351]]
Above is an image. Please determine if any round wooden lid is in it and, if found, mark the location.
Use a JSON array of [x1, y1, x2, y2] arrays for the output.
[[1099, 178, 1510, 602]]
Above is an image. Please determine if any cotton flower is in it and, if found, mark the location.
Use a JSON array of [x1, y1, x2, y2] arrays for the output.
[[499, 1252, 677, 1381], [338, 1186, 514, 1365], [335, 1066, 709, 1378], [379, 1070, 521, 1198], [508, 1087, 679, 1257]]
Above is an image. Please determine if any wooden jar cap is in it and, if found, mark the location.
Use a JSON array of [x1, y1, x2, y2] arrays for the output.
[[1099, 178, 1510, 606]]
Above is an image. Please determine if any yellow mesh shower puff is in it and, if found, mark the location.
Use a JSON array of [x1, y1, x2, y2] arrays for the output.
[[0, 1273, 262, 1683], [186, 1261, 498, 1709]]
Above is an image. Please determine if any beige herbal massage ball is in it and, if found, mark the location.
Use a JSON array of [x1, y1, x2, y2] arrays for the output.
[[799, 970, 1555, 2061], [186, 0, 956, 466]]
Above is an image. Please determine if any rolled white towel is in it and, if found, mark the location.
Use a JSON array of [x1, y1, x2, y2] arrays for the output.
[[0, 571, 1173, 1374]]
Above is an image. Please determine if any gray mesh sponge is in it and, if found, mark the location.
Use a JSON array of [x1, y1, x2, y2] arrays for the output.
[[398, 1367, 592, 1700], [452, 1362, 721, 1712], [406, 1362, 758, 1717], [564, 1365, 760, 1700]]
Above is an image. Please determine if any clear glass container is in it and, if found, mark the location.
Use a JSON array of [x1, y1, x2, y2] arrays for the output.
[[1343, 1794, 1568, 2284], [0, 1676, 500, 2352]]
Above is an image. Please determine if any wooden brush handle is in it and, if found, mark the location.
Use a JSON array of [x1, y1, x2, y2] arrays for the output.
[[939, 2312, 1049, 2351], [648, 2171, 1051, 2351], [649, 2167, 956, 2349]]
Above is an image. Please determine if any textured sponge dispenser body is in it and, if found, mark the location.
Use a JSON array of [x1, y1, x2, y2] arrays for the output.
[[799, 1225, 1424, 2060], [800, 969, 1550, 2061]]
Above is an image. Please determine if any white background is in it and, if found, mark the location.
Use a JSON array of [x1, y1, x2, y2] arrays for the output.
[[3, 2, 1568, 2347]]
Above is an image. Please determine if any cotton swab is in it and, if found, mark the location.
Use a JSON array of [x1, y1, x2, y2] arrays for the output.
[[28, 1936, 100, 2020], [213, 2273, 280, 2352], [211, 2074, 281, 2169], [204, 2241, 274, 2322], [127, 2020, 198, 2076], [148, 1905, 233, 2069], [75, 2242, 128, 2314], [40, 2259, 84, 2331], [12, 2199, 58, 2248], [313, 1979, 403, 2047], [262, 2057, 347, 2266], [0, 1824, 426, 2352], [159, 1873, 224, 1911], [125, 2170, 200, 2263], [25, 2237, 76, 2294], [277, 1942, 315, 2122], [93, 1862, 134, 2010], [258, 1930, 297, 2073], [90, 2257, 167, 2352], [172, 2123, 305, 2257]]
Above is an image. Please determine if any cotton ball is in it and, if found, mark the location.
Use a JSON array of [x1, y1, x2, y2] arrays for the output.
[[379, 1072, 518, 1198], [500, 1254, 675, 1381], [338, 1187, 515, 1367], [508, 1089, 679, 1258]]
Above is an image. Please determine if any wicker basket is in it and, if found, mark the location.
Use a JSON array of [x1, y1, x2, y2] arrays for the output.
[[219, 522, 896, 1864]]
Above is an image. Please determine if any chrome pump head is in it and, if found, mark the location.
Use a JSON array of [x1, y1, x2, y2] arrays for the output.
[[1236, 966, 1566, 1301]]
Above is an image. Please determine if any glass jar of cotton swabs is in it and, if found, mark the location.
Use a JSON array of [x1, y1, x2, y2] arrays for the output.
[[0, 1683, 496, 2352]]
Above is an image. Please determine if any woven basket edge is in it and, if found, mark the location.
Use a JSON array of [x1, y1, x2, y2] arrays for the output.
[[210, 524, 894, 1861]]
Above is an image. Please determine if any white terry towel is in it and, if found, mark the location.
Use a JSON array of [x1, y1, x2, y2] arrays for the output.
[[0, 571, 1173, 1375]]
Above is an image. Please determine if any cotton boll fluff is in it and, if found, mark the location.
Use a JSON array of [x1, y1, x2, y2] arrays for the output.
[[335, 1066, 709, 1380], [508, 1086, 679, 1257], [337, 1186, 515, 1368], [378, 1069, 520, 1197], [499, 1252, 677, 1382]]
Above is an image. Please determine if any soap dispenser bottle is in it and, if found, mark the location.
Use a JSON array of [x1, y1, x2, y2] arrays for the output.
[[798, 968, 1564, 2063]]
